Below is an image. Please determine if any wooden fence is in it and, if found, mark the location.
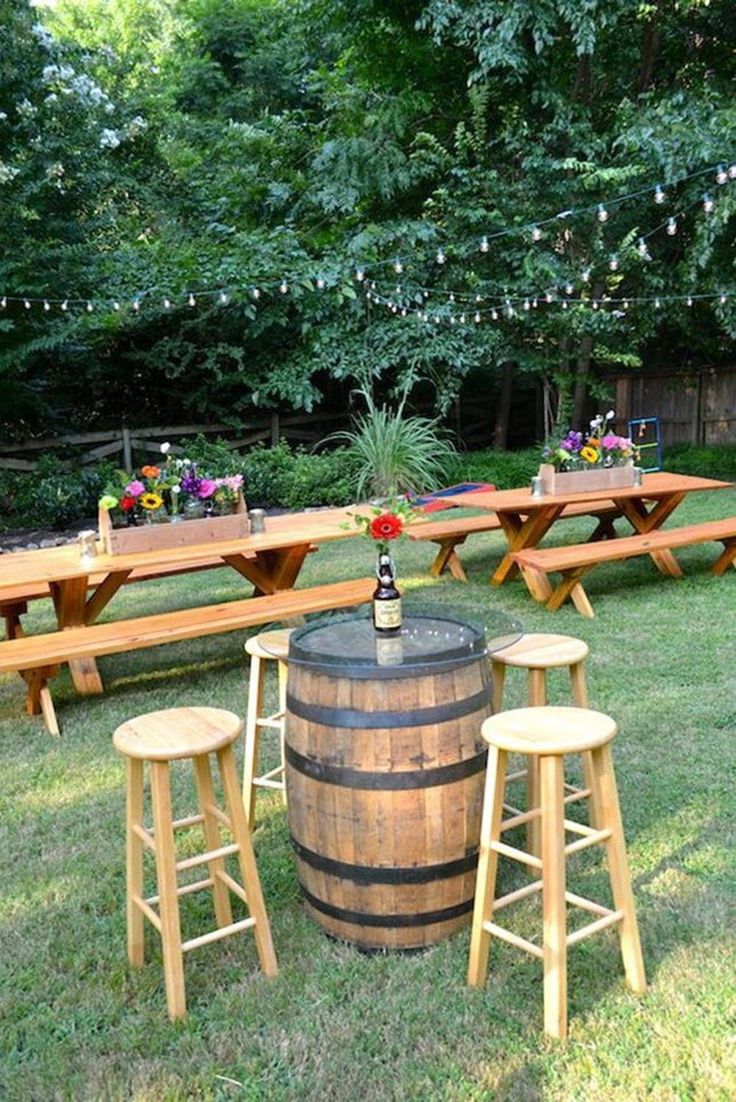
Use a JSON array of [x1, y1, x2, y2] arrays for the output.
[[0, 411, 349, 472], [604, 366, 736, 447]]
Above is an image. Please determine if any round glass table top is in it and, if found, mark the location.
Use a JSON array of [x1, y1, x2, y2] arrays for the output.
[[256, 597, 522, 675]]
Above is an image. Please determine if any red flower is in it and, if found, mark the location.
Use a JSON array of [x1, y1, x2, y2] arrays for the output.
[[120, 495, 137, 512], [369, 512, 403, 541]]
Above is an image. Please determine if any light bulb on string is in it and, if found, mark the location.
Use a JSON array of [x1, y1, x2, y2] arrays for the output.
[[394, 260, 403, 274], [86, 301, 93, 312], [474, 311, 481, 323], [655, 297, 661, 309], [565, 281, 574, 295], [436, 248, 446, 265], [581, 268, 591, 283], [720, 292, 728, 305], [592, 299, 599, 310], [716, 164, 728, 185], [43, 300, 50, 312], [449, 292, 455, 303], [132, 298, 140, 312], [729, 164, 736, 179], [400, 307, 407, 317], [279, 280, 288, 294], [475, 294, 482, 303], [112, 301, 120, 311], [458, 313, 465, 324], [687, 295, 693, 307], [531, 225, 542, 242], [24, 299, 31, 309], [654, 184, 666, 204], [491, 308, 498, 321], [562, 300, 568, 310], [703, 193, 715, 212], [163, 297, 171, 310], [623, 298, 630, 310], [609, 254, 619, 271], [666, 217, 677, 236], [0, 297, 6, 308], [61, 299, 68, 311], [545, 292, 553, 303], [532, 297, 538, 308], [597, 204, 609, 223], [252, 286, 261, 299], [355, 268, 365, 282], [523, 298, 530, 311], [479, 236, 489, 253], [188, 293, 196, 307], [637, 238, 649, 258], [449, 315, 456, 325]]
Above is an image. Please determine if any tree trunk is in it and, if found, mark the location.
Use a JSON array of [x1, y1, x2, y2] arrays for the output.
[[636, 1, 663, 94], [572, 334, 594, 429], [493, 361, 514, 450]]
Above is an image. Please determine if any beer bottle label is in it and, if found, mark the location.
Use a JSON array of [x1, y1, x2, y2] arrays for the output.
[[374, 597, 401, 629]]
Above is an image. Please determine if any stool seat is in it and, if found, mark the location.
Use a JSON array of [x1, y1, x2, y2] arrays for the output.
[[113, 707, 242, 761], [492, 633, 589, 669], [483, 706, 617, 756], [244, 628, 293, 661]]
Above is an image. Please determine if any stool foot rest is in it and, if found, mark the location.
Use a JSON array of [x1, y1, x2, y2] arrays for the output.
[[175, 842, 240, 873], [490, 839, 543, 869], [181, 916, 257, 954]]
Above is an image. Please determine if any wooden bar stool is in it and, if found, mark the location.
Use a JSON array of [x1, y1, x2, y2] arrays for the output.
[[491, 633, 597, 853], [242, 628, 293, 829], [113, 706, 278, 1020], [468, 706, 646, 1040]]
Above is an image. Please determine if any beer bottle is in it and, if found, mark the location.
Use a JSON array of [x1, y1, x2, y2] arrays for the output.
[[373, 551, 401, 635]]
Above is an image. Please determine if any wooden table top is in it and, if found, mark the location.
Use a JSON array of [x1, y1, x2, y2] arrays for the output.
[[443, 472, 733, 513], [0, 506, 365, 591]]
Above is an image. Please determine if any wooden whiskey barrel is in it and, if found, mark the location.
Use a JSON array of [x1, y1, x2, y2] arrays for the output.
[[284, 613, 492, 950]]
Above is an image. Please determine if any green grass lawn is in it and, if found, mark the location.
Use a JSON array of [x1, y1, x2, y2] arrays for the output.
[[1, 490, 735, 1101]]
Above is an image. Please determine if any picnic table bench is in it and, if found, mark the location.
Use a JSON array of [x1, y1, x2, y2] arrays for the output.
[[512, 516, 736, 616], [0, 576, 375, 736], [409, 501, 620, 581]]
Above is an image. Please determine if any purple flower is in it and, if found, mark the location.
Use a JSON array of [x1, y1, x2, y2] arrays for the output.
[[561, 431, 583, 454], [198, 479, 217, 499], [125, 479, 145, 497], [180, 468, 201, 494]]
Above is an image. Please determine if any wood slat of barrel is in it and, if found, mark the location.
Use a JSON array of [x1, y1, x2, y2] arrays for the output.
[[285, 618, 491, 950]]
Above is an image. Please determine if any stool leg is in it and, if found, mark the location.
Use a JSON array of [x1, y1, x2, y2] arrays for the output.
[[468, 747, 507, 988], [590, 744, 647, 994], [125, 757, 146, 968], [491, 660, 506, 714], [194, 755, 233, 929], [568, 661, 602, 830], [150, 761, 186, 1020], [218, 744, 278, 978], [540, 754, 567, 1040], [277, 659, 288, 806], [525, 669, 546, 857], [242, 653, 266, 830]]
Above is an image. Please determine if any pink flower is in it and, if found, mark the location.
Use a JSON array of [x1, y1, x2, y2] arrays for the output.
[[618, 437, 633, 450], [601, 434, 620, 450], [197, 479, 217, 499], [125, 479, 145, 497]]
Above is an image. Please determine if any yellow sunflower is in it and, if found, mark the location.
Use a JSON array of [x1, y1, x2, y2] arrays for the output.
[[580, 445, 600, 464], [140, 491, 164, 510]]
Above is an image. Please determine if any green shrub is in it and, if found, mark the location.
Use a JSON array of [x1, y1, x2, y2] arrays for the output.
[[663, 443, 736, 480], [176, 434, 248, 478], [448, 446, 540, 490], [0, 456, 115, 529]]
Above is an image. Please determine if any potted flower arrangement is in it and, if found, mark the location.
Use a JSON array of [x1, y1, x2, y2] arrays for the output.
[[538, 412, 640, 494], [97, 443, 248, 553]]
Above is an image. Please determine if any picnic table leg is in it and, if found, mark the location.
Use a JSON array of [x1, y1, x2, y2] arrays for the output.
[[223, 543, 312, 596], [712, 538, 736, 576], [491, 507, 564, 586], [51, 577, 104, 695], [430, 537, 468, 581], [619, 494, 686, 577], [546, 568, 595, 618], [3, 601, 60, 735]]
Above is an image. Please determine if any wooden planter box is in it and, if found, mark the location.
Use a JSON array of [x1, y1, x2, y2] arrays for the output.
[[538, 462, 636, 495], [98, 494, 248, 554]]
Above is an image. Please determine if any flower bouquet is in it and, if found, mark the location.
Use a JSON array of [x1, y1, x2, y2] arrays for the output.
[[539, 412, 639, 494], [97, 443, 248, 554]]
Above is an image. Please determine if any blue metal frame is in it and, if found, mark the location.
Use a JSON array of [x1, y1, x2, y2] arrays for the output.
[[628, 416, 662, 472]]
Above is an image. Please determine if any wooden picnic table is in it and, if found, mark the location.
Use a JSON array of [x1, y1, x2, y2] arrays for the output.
[[443, 472, 733, 586], [0, 508, 366, 730]]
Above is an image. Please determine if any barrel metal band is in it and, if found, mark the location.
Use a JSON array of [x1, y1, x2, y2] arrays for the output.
[[290, 837, 478, 884], [286, 686, 490, 730], [300, 885, 474, 928], [285, 743, 486, 789]]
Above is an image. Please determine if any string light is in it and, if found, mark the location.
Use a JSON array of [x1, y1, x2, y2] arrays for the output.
[[716, 164, 728, 185], [474, 311, 481, 323], [581, 268, 591, 283], [531, 225, 542, 241], [355, 268, 365, 282], [43, 300, 50, 312], [565, 281, 574, 295], [703, 193, 715, 212], [394, 260, 403, 274], [728, 164, 736, 180], [637, 238, 650, 258], [666, 217, 677, 236], [86, 301, 93, 312], [24, 299, 31, 309], [188, 293, 196, 307], [163, 297, 171, 309], [218, 291, 229, 304], [279, 280, 288, 294], [687, 295, 693, 306], [112, 301, 120, 311], [597, 204, 609, 223], [479, 236, 489, 253], [436, 248, 446, 265], [61, 299, 68, 311], [720, 292, 728, 304], [0, 297, 5, 308], [654, 184, 666, 204], [609, 254, 620, 271], [252, 287, 261, 299], [132, 298, 140, 311], [655, 297, 661, 308]]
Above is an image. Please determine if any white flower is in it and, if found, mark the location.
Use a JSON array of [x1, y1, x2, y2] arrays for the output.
[[160, 442, 170, 454], [171, 485, 180, 494], [0, 162, 20, 184], [17, 98, 38, 119], [606, 409, 615, 419], [45, 93, 58, 104], [31, 23, 55, 50], [99, 128, 121, 149], [126, 115, 147, 137]]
